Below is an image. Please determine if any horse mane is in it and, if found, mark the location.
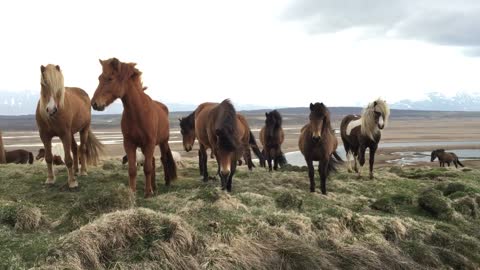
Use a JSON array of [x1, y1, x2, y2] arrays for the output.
[[40, 64, 65, 110], [179, 111, 195, 131], [103, 58, 144, 90], [214, 99, 238, 152], [360, 98, 390, 140], [266, 110, 282, 128]]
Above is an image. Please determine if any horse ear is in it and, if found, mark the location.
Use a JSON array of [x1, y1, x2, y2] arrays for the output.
[[99, 59, 103, 65], [309, 103, 314, 110], [373, 101, 377, 107], [41, 65, 46, 73], [55, 65, 61, 71], [265, 112, 268, 117]]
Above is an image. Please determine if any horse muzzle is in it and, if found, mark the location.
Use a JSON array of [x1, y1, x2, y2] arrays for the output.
[[184, 144, 192, 152], [46, 107, 58, 116], [91, 101, 105, 111], [312, 135, 321, 142]]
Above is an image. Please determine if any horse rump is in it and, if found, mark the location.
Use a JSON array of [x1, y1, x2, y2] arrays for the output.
[[28, 152, 34, 164]]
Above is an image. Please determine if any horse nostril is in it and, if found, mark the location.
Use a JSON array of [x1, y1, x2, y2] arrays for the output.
[[220, 171, 230, 178]]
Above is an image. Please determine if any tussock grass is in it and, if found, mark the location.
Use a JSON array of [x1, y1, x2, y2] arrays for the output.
[[0, 161, 479, 268]]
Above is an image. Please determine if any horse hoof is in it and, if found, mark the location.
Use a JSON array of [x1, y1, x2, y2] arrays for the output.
[[369, 175, 374, 180], [69, 186, 80, 192], [45, 178, 55, 185], [80, 172, 88, 177]]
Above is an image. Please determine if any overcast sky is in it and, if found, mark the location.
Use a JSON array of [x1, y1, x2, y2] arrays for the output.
[[1, 0, 479, 107]]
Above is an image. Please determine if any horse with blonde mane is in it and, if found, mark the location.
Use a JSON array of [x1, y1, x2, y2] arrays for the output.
[[340, 99, 390, 179], [36, 64, 104, 190], [91, 58, 177, 198]]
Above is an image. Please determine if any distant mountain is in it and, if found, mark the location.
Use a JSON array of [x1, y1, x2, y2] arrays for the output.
[[392, 92, 480, 111]]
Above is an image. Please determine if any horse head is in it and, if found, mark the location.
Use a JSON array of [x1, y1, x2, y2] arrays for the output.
[[309, 102, 330, 142]]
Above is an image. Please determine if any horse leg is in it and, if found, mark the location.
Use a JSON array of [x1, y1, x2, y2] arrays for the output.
[[124, 141, 137, 194], [267, 147, 273, 172], [358, 146, 367, 178], [41, 136, 55, 184], [226, 158, 237, 192], [346, 152, 353, 173], [319, 160, 329, 195], [453, 160, 458, 168], [71, 134, 79, 175], [160, 142, 176, 186], [273, 148, 279, 170], [60, 134, 77, 189], [369, 146, 377, 179], [79, 129, 89, 176], [199, 144, 209, 181], [306, 158, 315, 192], [152, 156, 157, 192], [243, 146, 254, 171], [141, 144, 155, 198]]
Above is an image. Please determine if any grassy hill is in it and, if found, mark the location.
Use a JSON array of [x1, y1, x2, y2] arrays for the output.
[[0, 161, 479, 269]]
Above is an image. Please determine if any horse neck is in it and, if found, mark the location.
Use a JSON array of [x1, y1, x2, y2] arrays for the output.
[[121, 84, 149, 115]]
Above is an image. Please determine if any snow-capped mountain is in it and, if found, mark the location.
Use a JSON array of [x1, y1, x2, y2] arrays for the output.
[[391, 92, 480, 111]]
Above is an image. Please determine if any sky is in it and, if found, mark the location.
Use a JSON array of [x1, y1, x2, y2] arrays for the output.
[[1, 0, 480, 108]]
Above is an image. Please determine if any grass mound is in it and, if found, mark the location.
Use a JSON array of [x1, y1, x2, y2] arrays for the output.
[[0, 201, 45, 232], [418, 189, 454, 220]]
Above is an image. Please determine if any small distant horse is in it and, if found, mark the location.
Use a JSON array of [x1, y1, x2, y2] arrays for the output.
[[340, 99, 390, 179], [36, 64, 104, 190], [92, 58, 177, 198], [299, 103, 342, 194], [4, 150, 33, 164], [260, 110, 287, 171], [0, 130, 5, 164], [36, 148, 65, 165], [431, 149, 464, 168], [179, 103, 263, 175]]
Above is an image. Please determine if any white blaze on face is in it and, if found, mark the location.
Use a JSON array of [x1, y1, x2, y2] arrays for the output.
[[313, 123, 322, 138], [346, 119, 362, 135], [378, 115, 384, 127], [46, 96, 56, 112]]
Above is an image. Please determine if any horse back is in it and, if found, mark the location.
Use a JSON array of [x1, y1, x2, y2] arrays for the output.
[[235, 114, 249, 144]]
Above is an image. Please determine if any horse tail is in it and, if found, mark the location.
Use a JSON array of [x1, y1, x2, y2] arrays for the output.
[[161, 143, 177, 182], [85, 129, 104, 166], [28, 152, 34, 164], [248, 131, 264, 165], [455, 156, 465, 167], [333, 151, 344, 163], [328, 151, 343, 174], [277, 151, 288, 167], [0, 130, 5, 164]]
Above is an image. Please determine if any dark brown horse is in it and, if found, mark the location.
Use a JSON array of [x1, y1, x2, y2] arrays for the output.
[[91, 58, 177, 197], [0, 130, 5, 164], [4, 150, 33, 164], [260, 110, 287, 171], [36, 64, 104, 190], [299, 103, 342, 194], [36, 148, 65, 165], [179, 103, 263, 176], [431, 149, 464, 168], [340, 99, 390, 179]]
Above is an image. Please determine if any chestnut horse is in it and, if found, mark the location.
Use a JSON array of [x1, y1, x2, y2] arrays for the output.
[[179, 102, 263, 177], [36, 64, 103, 190], [91, 58, 177, 197], [431, 149, 464, 168], [4, 150, 33, 164], [0, 130, 5, 164], [36, 148, 65, 165], [299, 103, 342, 194], [340, 99, 390, 179], [260, 110, 287, 171]]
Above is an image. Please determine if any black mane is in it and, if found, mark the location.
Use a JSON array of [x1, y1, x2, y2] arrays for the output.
[[214, 99, 239, 152], [179, 111, 195, 132]]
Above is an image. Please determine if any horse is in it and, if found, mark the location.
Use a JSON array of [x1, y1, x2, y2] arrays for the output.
[[179, 102, 263, 177], [91, 58, 177, 198], [431, 149, 464, 168], [4, 150, 33, 164], [0, 130, 5, 164], [36, 64, 104, 190], [260, 110, 287, 171], [340, 99, 390, 179], [299, 103, 342, 194], [36, 148, 65, 165]]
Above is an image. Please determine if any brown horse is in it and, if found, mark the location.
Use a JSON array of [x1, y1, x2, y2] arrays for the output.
[[340, 99, 390, 179], [260, 110, 287, 171], [91, 58, 177, 197], [299, 103, 342, 194], [4, 150, 33, 164], [179, 102, 263, 177], [36, 64, 104, 190], [431, 149, 464, 168], [0, 130, 5, 164], [36, 148, 65, 165]]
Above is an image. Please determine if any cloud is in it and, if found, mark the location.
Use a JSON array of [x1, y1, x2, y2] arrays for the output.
[[283, 0, 480, 53]]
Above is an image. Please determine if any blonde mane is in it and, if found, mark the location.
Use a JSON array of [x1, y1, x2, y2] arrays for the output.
[[40, 64, 65, 111], [360, 98, 390, 140]]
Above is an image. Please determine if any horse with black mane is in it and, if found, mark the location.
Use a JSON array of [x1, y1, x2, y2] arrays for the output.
[[340, 99, 390, 179], [36, 64, 104, 190], [299, 102, 342, 194], [179, 102, 263, 176], [4, 149, 34, 164], [431, 149, 464, 168], [91, 58, 177, 197], [260, 110, 287, 171]]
